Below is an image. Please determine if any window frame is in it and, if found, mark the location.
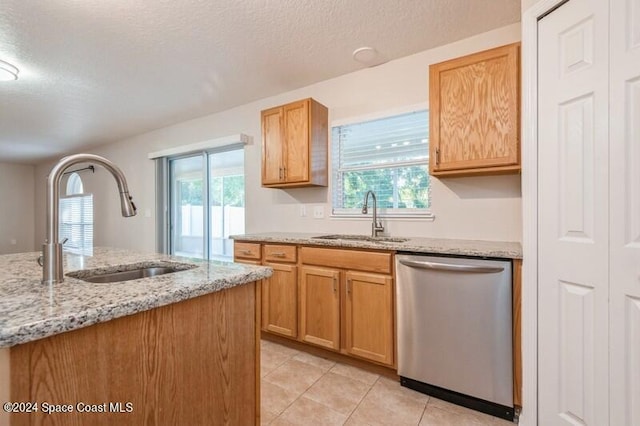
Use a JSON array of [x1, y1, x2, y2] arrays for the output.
[[330, 104, 435, 220]]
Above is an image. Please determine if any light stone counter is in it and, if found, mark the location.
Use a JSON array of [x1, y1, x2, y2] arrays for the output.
[[231, 232, 522, 259], [0, 247, 272, 348]]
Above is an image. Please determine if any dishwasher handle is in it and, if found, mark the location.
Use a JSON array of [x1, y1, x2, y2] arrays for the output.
[[398, 258, 505, 273]]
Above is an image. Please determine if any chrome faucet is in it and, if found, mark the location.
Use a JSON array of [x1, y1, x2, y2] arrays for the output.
[[362, 190, 384, 238], [41, 154, 137, 285]]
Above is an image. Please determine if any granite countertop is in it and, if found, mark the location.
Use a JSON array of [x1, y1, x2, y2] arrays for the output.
[[231, 232, 522, 259], [0, 247, 272, 348]]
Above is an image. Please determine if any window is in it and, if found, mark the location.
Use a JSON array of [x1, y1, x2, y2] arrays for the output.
[[167, 145, 245, 261], [59, 172, 93, 255], [331, 109, 431, 217]]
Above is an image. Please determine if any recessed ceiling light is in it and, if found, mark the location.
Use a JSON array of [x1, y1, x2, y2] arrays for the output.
[[352, 47, 383, 67], [0, 59, 19, 81]]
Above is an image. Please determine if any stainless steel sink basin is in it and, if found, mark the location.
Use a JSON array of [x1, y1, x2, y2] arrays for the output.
[[67, 262, 197, 283], [312, 234, 409, 243]]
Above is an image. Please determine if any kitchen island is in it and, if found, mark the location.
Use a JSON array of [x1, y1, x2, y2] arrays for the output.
[[0, 247, 272, 426]]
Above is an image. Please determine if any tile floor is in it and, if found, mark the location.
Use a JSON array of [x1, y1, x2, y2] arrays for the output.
[[260, 340, 516, 426]]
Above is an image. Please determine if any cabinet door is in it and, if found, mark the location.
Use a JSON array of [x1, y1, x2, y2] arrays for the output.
[[344, 271, 393, 365], [430, 43, 520, 176], [283, 100, 310, 184], [299, 266, 340, 350], [261, 107, 284, 185], [262, 263, 298, 338]]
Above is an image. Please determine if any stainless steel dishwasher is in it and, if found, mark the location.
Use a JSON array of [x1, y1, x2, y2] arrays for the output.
[[395, 254, 514, 421]]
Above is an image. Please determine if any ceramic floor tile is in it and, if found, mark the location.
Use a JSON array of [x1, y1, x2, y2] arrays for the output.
[[260, 407, 279, 425], [303, 371, 372, 415], [273, 396, 348, 426], [426, 398, 513, 425], [262, 340, 301, 358], [264, 358, 325, 394], [329, 362, 380, 386], [261, 380, 300, 415], [261, 348, 293, 377], [292, 351, 336, 372], [347, 395, 425, 426], [365, 376, 429, 415]]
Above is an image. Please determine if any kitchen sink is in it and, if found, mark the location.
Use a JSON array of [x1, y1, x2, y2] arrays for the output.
[[312, 234, 409, 243], [67, 262, 197, 283]]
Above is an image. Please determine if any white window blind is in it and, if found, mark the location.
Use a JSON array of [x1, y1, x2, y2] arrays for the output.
[[332, 109, 431, 216], [60, 194, 94, 255]]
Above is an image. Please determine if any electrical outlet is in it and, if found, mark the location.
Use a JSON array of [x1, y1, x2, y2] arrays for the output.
[[10, 238, 16, 245], [300, 205, 307, 217], [313, 206, 324, 219]]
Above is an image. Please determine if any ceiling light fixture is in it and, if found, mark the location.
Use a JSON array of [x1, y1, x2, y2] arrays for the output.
[[0, 59, 19, 81], [352, 46, 381, 67]]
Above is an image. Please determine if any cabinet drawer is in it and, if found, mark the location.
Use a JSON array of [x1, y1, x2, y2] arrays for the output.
[[264, 244, 297, 263], [234, 242, 262, 260], [300, 247, 392, 274]]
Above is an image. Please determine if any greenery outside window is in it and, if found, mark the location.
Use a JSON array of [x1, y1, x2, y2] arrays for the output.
[[331, 109, 432, 217]]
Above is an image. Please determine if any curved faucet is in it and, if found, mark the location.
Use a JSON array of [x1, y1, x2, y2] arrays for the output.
[[41, 154, 137, 285], [362, 190, 384, 238]]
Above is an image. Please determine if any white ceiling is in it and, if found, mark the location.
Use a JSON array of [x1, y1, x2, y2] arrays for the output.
[[0, 0, 520, 164]]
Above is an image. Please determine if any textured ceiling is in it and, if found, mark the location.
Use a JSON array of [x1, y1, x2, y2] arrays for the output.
[[0, 0, 520, 164]]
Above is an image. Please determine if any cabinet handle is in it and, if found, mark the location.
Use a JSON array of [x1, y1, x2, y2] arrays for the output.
[[241, 250, 253, 255], [435, 147, 441, 165], [279, 167, 283, 180], [283, 167, 286, 180], [270, 252, 286, 257], [333, 277, 337, 292], [347, 279, 352, 294]]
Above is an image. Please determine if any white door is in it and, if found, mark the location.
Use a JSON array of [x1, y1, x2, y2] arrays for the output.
[[538, 0, 610, 424], [609, 0, 640, 424]]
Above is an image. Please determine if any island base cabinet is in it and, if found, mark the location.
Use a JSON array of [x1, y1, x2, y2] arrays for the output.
[[345, 271, 394, 365], [9, 283, 258, 426]]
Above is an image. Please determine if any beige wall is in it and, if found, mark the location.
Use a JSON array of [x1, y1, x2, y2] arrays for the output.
[[521, 0, 542, 12], [34, 23, 523, 252], [0, 163, 35, 254]]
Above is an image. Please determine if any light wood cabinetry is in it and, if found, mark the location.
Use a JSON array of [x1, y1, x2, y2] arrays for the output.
[[10, 283, 258, 426], [299, 266, 340, 350], [262, 262, 298, 338], [429, 43, 520, 177], [300, 247, 395, 366], [261, 98, 328, 188], [344, 271, 394, 365]]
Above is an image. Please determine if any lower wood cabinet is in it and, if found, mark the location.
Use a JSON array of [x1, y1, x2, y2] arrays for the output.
[[299, 266, 394, 366], [299, 266, 340, 350], [262, 262, 298, 338], [344, 271, 394, 365], [234, 241, 395, 367]]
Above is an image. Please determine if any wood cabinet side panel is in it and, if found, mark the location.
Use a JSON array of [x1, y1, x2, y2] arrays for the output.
[[513, 258, 522, 408], [10, 284, 257, 426], [309, 99, 328, 186]]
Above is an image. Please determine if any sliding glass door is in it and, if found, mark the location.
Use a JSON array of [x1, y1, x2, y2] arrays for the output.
[[168, 145, 244, 261]]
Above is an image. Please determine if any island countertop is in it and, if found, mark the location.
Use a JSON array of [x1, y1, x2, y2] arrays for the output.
[[231, 232, 522, 259], [0, 247, 272, 348]]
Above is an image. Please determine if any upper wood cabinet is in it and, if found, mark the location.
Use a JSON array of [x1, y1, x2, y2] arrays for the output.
[[429, 43, 521, 177], [261, 98, 328, 188]]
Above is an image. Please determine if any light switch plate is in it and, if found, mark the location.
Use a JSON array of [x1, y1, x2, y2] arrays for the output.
[[300, 205, 307, 217]]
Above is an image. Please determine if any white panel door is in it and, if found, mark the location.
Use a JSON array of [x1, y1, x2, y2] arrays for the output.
[[609, 0, 640, 424], [538, 1, 610, 424]]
